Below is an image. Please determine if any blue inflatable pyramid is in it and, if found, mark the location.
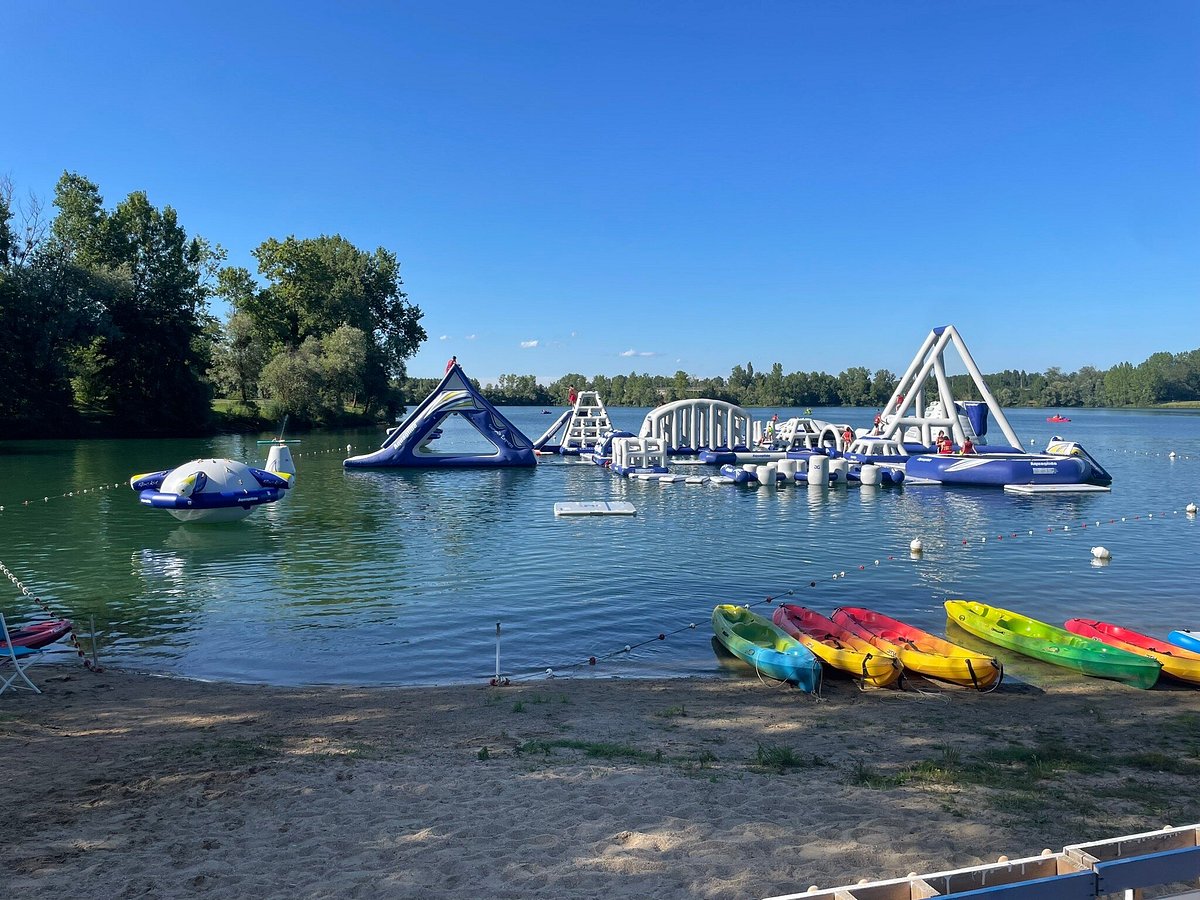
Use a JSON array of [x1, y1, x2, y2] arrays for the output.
[[343, 365, 536, 468]]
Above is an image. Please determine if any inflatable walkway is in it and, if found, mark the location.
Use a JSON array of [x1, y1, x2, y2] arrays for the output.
[[343, 364, 536, 468]]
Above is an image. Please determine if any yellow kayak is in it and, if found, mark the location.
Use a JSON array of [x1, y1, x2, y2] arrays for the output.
[[772, 604, 902, 688], [832, 605, 1002, 690]]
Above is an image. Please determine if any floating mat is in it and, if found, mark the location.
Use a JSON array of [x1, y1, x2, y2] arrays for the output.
[[553, 501, 637, 516], [1003, 483, 1112, 494]]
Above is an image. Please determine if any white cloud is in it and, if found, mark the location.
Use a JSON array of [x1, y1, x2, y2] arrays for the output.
[[439, 334, 449, 341], [570, 331, 577, 338], [520, 339, 540, 349], [465, 334, 477, 340], [619, 348, 657, 358]]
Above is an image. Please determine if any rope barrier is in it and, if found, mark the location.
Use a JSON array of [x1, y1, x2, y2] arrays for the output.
[[497, 499, 1198, 684], [0, 558, 103, 673], [0, 447, 354, 514]]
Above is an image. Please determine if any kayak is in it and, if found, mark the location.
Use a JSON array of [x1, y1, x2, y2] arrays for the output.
[[831, 606, 1002, 690], [1065, 619, 1200, 686], [1, 618, 73, 650], [772, 604, 903, 688], [1169, 630, 1200, 655], [711, 605, 822, 692], [945, 600, 1161, 689]]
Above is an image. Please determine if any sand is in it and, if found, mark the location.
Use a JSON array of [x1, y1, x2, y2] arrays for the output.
[[2, 664, 1199, 899]]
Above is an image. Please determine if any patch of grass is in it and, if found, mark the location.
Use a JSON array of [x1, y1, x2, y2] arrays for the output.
[[514, 738, 664, 763], [678, 749, 717, 773], [512, 701, 525, 713], [846, 758, 904, 789], [1118, 752, 1200, 776], [478, 746, 490, 761], [979, 741, 1107, 778], [753, 743, 827, 774], [163, 737, 282, 765]]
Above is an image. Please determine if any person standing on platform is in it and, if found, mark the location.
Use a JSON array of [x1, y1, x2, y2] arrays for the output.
[[567, 385, 578, 406], [445, 355, 457, 373]]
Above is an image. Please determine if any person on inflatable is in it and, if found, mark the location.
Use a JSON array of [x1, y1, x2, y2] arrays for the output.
[[871, 412, 882, 435], [567, 385, 578, 406], [764, 413, 778, 445], [841, 425, 854, 448], [445, 355, 457, 373], [936, 431, 952, 454], [961, 436, 976, 455]]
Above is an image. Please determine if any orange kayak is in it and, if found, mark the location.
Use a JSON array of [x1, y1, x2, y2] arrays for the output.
[[1064, 619, 1200, 686], [772, 604, 902, 688], [832, 606, 1002, 690]]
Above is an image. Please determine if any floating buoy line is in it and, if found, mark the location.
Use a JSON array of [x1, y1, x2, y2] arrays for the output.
[[498, 499, 1198, 684], [0, 453, 1194, 683]]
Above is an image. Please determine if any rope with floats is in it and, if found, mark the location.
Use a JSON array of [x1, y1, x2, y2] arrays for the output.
[[493, 501, 1197, 685], [0, 558, 103, 673]]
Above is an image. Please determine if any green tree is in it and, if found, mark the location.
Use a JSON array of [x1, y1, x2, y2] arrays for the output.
[[321, 324, 371, 408], [259, 338, 329, 424], [209, 311, 271, 402], [51, 173, 217, 432]]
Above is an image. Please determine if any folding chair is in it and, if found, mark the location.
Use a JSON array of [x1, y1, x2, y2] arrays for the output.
[[1, 612, 44, 695]]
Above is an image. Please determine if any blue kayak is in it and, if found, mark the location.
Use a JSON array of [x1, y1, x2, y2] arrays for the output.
[[1168, 630, 1200, 654]]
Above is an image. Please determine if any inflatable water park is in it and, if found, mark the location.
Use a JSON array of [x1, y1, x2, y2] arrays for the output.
[[337, 323, 1109, 490], [121, 324, 1113, 528]]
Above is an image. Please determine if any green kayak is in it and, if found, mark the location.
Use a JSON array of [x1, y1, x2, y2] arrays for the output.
[[944, 599, 1161, 690]]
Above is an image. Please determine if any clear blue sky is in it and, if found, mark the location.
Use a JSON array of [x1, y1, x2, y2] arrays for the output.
[[5, 1, 1198, 384]]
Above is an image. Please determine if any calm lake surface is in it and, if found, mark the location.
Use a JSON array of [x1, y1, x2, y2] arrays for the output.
[[1, 407, 1197, 686]]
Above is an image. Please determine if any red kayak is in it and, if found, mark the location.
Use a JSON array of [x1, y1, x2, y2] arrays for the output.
[[1047, 415, 1071, 423], [1064, 618, 1200, 686], [2, 618, 73, 650]]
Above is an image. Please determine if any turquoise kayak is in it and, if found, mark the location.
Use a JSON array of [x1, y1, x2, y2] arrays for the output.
[[712, 604, 822, 692]]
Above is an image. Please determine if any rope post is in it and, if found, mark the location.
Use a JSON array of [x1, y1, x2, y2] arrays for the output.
[[495, 622, 501, 682], [90, 614, 100, 669]]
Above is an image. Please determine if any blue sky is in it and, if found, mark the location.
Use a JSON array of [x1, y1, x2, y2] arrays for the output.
[[4, 1, 1198, 384]]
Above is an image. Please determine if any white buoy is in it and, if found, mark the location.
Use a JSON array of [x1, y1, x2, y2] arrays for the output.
[[1187, 502, 1197, 515], [807, 454, 829, 486], [1090, 546, 1111, 560], [828, 458, 848, 484], [859, 463, 880, 486], [1169, 450, 1177, 460], [755, 464, 775, 487], [910, 538, 923, 553]]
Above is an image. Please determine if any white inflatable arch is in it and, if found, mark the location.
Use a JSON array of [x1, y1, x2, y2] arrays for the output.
[[638, 399, 756, 452]]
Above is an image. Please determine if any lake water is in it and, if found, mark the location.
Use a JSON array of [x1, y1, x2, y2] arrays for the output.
[[1, 406, 1198, 686]]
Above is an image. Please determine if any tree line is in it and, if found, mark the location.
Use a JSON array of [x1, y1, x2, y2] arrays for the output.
[[0, 173, 424, 436], [3, 172, 1197, 439], [424, 351, 1200, 410]]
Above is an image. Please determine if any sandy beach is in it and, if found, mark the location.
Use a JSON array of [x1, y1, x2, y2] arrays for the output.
[[3, 663, 1199, 899]]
